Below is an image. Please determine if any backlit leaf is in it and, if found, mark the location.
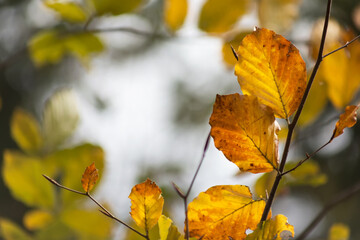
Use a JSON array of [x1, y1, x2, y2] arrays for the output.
[[90, 0, 144, 16], [331, 105, 359, 141], [198, 0, 249, 33], [0, 219, 32, 240], [129, 179, 164, 231], [209, 94, 279, 173], [81, 162, 99, 192], [158, 215, 182, 240], [43, 89, 79, 151], [23, 210, 53, 231], [329, 223, 350, 240], [222, 31, 252, 67], [187, 185, 267, 240], [245, 214, 294, 240], [258, 0, 302, 33], [10, 108, 43, 154], [164, 0, 187, 32], [45, 1, 88, 23], [2, 150, 54, 208], [235, 27, 307, 119]]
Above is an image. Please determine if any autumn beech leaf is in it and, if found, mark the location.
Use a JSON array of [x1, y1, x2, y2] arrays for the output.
[[209, 94, 279, 173], [164, 0, 188, 32], [158, 215, 182, 240], [187, 185, 268, 240], [81, 162, 99, 193], [331, 105, 359, 141], [245, 214, 294, 240], [235, 27, 306, 119], [129, 179, 164, 231]]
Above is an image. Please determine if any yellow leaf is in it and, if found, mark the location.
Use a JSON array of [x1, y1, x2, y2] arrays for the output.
[[258, 0, 302, 33], [42, 89, 79, 151], [209, 94, 279, 173], [90, 0, 144, 16], [0, 218, 32, 240], [222, 31, 252, 67], [2, 150, 54, 208], [235, 27, 307, 119], [254, 171, 278, 198], [164, 0, 187, 32], [129, 179, 164, 231], [245, 214, 294, 240], [10, 108, 43, 154], [328, 223, 350, 240], [285, 160, 327, 187], [45, 1, 88, 23], [331, 105, 359, 140], [81, 162, 99, 192], [198, 0, 249, 33], [23, 210, 53, 231], [188, 185, 268, 240], [158, 215, 182, 240]]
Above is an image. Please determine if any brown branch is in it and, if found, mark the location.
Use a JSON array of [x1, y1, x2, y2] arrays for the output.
[[260, 0, 333, 222], [323, 35, 360, 58], [42, 174, 147, 239], [296, 180, 360, 240]]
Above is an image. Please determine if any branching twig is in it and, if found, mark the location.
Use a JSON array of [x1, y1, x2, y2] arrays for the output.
[[323, 35, 360, 58], [42, 174, 148, 239], [296, 180, 360, 240], [172, 131, 211, 240]]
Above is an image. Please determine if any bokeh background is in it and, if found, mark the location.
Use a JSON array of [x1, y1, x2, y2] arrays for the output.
[[1, 0, 360, 239]]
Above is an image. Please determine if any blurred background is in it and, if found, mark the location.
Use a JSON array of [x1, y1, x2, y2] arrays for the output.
[[0, 0, 360, 239]]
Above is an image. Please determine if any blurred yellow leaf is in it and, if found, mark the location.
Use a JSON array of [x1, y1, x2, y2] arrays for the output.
[[331, 105, 359, 140], [188, 185, 268, 240], [209, 94, 279, 173], [42, 89, 79, 151], [198, 0, 249, 33], [245, 214, 294, 240], [23, 210, 53, 231], [0, 219, 32, 240], [81, 162, 99, 192], [45, 1, 88, 23], [164, 0, 187, 32], [2, 150, 54, 208], [235, 28, 307, 119], [129, 179, 164, 231], [285, 160, 327, 187], [258, 0, 302, 33], [158, 215, 182, 240], [329, 223, 350, 240], [90, 0, 144, 16], [254, 171, 278, 198], [34, 220, 78, 240], [10, 108, 43, 154], [222, 31, 251, 67]]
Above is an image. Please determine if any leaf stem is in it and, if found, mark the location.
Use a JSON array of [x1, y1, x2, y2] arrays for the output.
[[43, 174, 147, 239], [260, 0, 333, 222]]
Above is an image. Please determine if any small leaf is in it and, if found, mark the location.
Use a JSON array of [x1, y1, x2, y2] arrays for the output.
[[90, 0, 144, 16], [245, 214, 294, 240], [23, 210, 53, 231], [43, 89, 79, 151], [10, 108, 43, 154], [158, 215, 182, 240], [44, 1, 88, 23], [129, 179, 164, 231], [235, 27, 307, 119], [187, 185, 268, 240], [0, 218, 33, 240], [81, 162, 99, 192], [331, 105, 359, 141], [164, 0, 188, 32], [209, 94, 279, 173], [198, 0, 249, 33], [328, 223, 350, 240]]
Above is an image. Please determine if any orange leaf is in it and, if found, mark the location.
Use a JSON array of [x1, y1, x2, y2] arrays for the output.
[[331, 105, 359, 141], [129, 179, 164, 231], [81, 162, 99, 192], [209, 94, 279, 173], [235, 27, 306, 119], [187, 185, 268, 240]]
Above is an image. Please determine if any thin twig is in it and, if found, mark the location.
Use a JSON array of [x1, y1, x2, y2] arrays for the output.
[[260, 0, 333, 222], [323, 35, 360, 58], [43, 175, 148, 239], [296, 180, 360, 240]]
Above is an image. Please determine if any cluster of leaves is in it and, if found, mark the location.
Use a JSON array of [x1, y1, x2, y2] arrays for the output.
[[0, 89, 112, 239]]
